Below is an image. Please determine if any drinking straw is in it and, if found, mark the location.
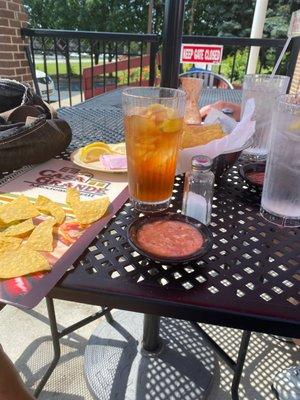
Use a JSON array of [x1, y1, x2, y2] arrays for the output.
[[270, 10, 300, 78], [270, 37, 291, 78]]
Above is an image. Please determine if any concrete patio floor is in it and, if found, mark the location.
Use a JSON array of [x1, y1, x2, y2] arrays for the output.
[[0, 299, 298, 399]]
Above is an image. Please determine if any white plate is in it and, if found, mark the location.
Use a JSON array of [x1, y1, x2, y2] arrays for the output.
[[70, 147, 127, 173]]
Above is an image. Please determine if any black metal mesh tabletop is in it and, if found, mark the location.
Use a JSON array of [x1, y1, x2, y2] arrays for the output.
[[58, 106, 124, 147], [62, 88, 242, 110], [58, 88, 242, 147], [53, 98, 299, 338]]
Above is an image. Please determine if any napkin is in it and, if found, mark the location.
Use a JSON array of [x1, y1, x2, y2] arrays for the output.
[[177, 98, 256, 173]]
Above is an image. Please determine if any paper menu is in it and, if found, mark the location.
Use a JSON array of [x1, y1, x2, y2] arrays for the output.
[[0, 159, 128, 204], [0, 159, 129, 309]]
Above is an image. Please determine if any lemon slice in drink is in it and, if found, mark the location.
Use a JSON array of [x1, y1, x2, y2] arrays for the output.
[[161, 118, 182, 133], [80, 143, 113, 163], [289, 121, 300, 131]]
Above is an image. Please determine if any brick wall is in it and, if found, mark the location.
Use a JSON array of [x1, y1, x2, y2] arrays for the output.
[[0, 0, 32, 83], [290, 51, 300, 94]]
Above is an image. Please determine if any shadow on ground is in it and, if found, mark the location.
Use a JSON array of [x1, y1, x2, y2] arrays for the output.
[[2, 302, 299, 400]]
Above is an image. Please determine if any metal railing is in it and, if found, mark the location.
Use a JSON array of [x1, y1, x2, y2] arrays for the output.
[[21, 28, 160, 108], [21, 28, 300, 106], [181, 35, 300, 90]]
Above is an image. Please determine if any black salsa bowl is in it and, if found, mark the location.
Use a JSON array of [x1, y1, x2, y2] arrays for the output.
[[127, 212, 212, 265], [238, 162, 266, 188]]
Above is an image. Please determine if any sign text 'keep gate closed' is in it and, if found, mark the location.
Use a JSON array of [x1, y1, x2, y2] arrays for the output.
[[180, 44, 223, 65]]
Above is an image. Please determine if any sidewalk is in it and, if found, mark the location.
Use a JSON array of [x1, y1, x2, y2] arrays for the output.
[[1, 299, 298, 399]]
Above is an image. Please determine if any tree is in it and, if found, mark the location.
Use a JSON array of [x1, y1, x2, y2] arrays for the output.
[[183, 0, 255, 37], [24, 0, 296, 38], [24, 0, 150, 64], [264, 1, 295, 38], [23, 0, 296, 58], [183, 0, 296, 38]]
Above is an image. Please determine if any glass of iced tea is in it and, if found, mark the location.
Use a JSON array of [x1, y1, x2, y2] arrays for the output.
[[122, 87, 186, 212]]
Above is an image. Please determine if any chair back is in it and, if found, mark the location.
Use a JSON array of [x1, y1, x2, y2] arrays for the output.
[[180, 70, 233, 89]]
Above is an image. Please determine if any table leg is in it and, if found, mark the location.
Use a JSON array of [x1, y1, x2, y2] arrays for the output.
[[34, 297, 61, 398], [231, 331, 251, 400], [142, 314, 161, 352], [84, 310, 216, 400], [34, 298, 111, 398], [104, 310, 114, 324], [190, 322, 252, 400]]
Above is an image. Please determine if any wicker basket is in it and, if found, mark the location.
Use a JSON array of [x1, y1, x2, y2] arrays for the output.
[[213, 138, 253, 183]]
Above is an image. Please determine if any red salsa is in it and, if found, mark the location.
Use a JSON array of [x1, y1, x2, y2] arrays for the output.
[[246, 171, 265, 186], [136, 220, 203, 258]]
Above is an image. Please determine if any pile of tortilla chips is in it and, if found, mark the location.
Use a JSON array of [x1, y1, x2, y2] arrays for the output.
[[181, 123, 225, 149], [0, 190, 109, 280]]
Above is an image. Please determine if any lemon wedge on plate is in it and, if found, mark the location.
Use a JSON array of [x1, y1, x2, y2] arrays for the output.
[[83, 141, 111, 149], [110, 142, 126, 155], [80, 142, 113, 163]]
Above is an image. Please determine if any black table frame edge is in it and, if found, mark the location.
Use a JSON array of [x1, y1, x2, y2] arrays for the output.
[[50, 285, 299, 338]]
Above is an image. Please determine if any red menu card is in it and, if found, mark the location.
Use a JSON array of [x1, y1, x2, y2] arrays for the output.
[[0, 159, 128, 309]]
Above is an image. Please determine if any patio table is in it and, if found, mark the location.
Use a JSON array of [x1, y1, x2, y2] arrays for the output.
[[74, 87, 243, 109], [51, 88, 299, 400], [1, 88, 299, 400]]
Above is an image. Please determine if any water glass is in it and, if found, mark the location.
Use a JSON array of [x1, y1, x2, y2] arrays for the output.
[[241, 74, 290, 161], [122, 87, 186, 212], [260, 94, 300, 227]]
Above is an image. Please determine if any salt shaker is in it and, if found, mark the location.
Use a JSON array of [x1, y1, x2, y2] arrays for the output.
[[182, 155, 215, 225]]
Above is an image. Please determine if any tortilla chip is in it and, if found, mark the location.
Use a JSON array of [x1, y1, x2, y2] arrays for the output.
[[71, 198, 110, 225], [66, 187, 80, 206], [181, 123, 225, 149], [66, 188, 109, 225], [0, 196, 39, 224], [1, 219, 35, 238], [25, 218, 55, 252], [0, 248, 50, 279], [35, 195, 65, 225], [0, 236, 22, 253]]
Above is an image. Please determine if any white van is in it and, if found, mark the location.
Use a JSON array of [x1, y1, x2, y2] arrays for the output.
[[35, 70, 55, 101]]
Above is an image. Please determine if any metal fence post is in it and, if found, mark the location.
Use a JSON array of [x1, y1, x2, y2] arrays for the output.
[[160, 0, 185, 88], [149, 41, 158, 86], [24, 46, 41, 96], [287, 36, 300, 93]]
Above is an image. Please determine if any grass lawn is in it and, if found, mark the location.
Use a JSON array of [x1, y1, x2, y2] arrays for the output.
[[35, 59, 150, 85], [35, 59, 94, 77], [36, 50, 278, 85]]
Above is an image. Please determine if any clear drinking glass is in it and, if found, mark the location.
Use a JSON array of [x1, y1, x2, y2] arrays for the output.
[[260, 94, 300, 227], [122, 87, 186, 212], [241, 74, 290, 161]]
